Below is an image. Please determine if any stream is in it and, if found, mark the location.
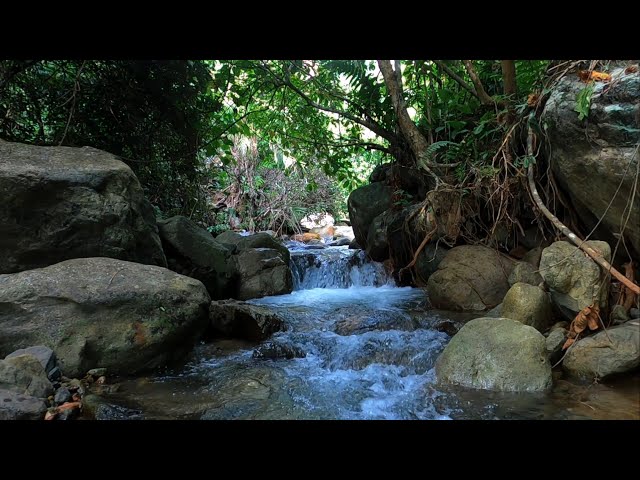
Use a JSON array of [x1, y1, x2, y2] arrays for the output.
[[103, 245, 640, 420]]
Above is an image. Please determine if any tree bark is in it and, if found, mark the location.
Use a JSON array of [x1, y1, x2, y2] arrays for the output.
[[377, 60, 430, 164], [501, 60, 517, 97]]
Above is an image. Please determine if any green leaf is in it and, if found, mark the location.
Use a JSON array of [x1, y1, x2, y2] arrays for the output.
[[574, 83, 595, 121]]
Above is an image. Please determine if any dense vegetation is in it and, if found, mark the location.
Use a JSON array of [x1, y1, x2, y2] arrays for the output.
[[1, 59, 555, 236]]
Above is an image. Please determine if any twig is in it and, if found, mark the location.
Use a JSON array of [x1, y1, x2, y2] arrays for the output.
[[109, 268, 124, 286], [526, 128, 640, 295]]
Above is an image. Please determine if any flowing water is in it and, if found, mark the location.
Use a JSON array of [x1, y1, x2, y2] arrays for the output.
[[105, 244, 640, 420]]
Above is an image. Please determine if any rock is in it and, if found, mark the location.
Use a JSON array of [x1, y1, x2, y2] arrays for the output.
[[328, 237, 351, 247], [47, 367, 62, 382], [309, 226, 336, 239], [292, 232, 322, 243], [427, 246, 514, 311], [87, 368, 107, 377], [217, 231, 290, 264], [347, 183, 394, 250], [260, 230, 277, 237], [334, 313, 415, 336], [486, 303, 503, 318], [522, 247, 544, 267], [414, 243, 449, 285], [550, 321, 570, 331], [542, 66, 640, 257], [631, 308, 640, 320], [349, 239, 361, 250], [0, 139, 166, 274], [5, 345, 57, 377], [232, 248, 293, 300], [501, 283, 552, 332], [0, 388, 47, 420], [563, 322, 640, 380], [369, 163, 392, 183], [301, 212, 334, 229], [546, 328, 567, 364], [333, 225, 355, 241], [0, 354, 53, 398], [0, 257, 211, 377], [366, 210, 395, 261], [54, 388, 72, 405], [435, 317, 552, 392], [209, 300, 286, 341], [157, 216, 234, 299], [610, 304, 630, 325], [508, 262, 543, 287], [434, 320, 459, 336], [252, 342, 305, 360], [519, 227, 546, 250], [539, 241, 611, 319]]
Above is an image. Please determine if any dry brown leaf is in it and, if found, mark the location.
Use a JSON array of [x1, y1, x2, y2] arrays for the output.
[[562, 304, 600, 350], [625, 65, 638, 74], [578, 70, 612, 83], [527, 93, 539, 107]]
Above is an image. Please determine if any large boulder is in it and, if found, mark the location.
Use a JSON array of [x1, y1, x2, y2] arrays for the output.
[[0, 140, 166, 274], [508, 262, 543, 287], [0, 354, 53, 398], [5, 345, 57, 379], [415, 243, 449, 285], [542, 65, 640, 257], [435, 317, 552, 392], [562, 322, 640, 381], [539, 241, 611, 319], [501, 282, 552, 332], [158, 216, 234, 299], [216, 231, 290, 264], [0, 257, 211, 377], [0, 389, 47, 420], [427, 246, 514, 311], [347, 183, 394, 250], [232, 248, 293, 300], [209, 300, 286, 340]]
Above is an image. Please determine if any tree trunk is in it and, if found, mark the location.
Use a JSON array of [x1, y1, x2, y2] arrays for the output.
[[501, 60, 517, 97], [462, 60, 494, 105], [378, 60, 429, 164]]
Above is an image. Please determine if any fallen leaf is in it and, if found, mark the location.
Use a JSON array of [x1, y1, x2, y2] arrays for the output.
[[44, 410, 57, 421], [578, 70, 612, 83], [563, 304, 600, 350], [562, 337, 576, 350], [527, 93, 539, 107], [57, 401, 81, 413], [625, 65, 638, 74]]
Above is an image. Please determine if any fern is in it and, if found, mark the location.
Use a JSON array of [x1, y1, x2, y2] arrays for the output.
[[422, 140, 459, 161]]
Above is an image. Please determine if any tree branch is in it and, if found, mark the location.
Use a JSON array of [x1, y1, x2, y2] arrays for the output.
[[432, 60, 479, 99], [463, 60, 494, 105], [527, 128, 640, 296]]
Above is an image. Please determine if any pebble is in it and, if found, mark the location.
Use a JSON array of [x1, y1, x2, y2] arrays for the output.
[[87, 368, 107, 377], [54, 388, 72, 405]]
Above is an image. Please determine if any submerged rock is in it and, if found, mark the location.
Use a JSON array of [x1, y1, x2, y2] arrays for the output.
[[209, 300, 287, 341], [435, 317, 552, 392], [253, 341, 306, 360]]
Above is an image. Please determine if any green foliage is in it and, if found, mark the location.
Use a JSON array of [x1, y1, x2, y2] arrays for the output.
[[0, 60, 220, 216], [575, 83, 595, 121]]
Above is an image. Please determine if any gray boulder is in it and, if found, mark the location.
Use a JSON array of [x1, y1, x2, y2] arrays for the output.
[[501, 283, 552, 332], [347, 183, 393, 250], [0, 354, 53, 398], [546, 328, 568, 364], [542, 65, 640, 256], [539, 241, 611, 319], [5, 345, 57, 378], [509, 262, 543, 287], [209, 300, 286, 341], [563, 322, 640, 381], [435, 317, 552, 392], [158, 215, 234, 299], [0, 139, 166, 274], [427, 246, 514, 311], [0, 257, 210, 377], [232, 248, 292, 300], [0, 389, 47, 420], [216, 231, 290, 264]]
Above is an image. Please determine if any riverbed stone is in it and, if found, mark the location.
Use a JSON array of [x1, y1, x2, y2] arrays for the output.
[[347, 182, 394, 251], [5, 345, 57, 378], [427, 246, 514, 311], [435, 317, 552, 392], [562, 322, 640, 381], [232, 248, 293, 300], [0, 388, 47, 420], [209, 300, 287, 340], [501, 283, 552, 332], [508, 262, 543, 287], [539, 241, 611, 319], [0, 354, 53, 398], [546, 328, 568, 364]]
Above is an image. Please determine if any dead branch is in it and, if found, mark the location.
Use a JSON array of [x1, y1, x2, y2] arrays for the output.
[[398, 227, 438, 277], [527, 128, 640, 295]]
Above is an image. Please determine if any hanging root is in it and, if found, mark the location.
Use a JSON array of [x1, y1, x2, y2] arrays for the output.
[[526, 127, 640, 296], [398, 226, 438, 277]]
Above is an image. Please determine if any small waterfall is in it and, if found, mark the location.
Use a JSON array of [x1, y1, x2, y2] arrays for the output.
[[289, 246, 393, 290]]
